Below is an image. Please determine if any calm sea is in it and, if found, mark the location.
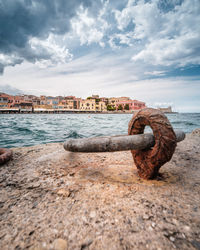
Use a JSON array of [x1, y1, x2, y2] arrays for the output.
[[0, 113, 200, 148]]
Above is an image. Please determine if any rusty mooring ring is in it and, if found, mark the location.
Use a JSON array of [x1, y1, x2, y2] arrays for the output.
[[0, 148, 13, 165], [128, 108, 177, 179]]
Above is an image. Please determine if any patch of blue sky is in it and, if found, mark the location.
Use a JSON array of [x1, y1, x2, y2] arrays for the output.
[[157, 0, 184, 12], [168, 66, 200, 78], [152, 66, 200, 80]]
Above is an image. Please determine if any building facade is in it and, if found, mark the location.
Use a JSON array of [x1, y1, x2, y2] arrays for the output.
[[0, 92, 146, 112], [0, 93, 9, 108], [80, 99, 107, 112], [116, 100, 146, 111], [108, 97, 131, 109]]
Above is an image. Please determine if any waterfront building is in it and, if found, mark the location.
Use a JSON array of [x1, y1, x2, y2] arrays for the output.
[[56, 96, 65, 103], [0, 92, 146, 113], [74, 98, 81, 109], [80, 99, 96, 111], [6, 95, 24, 108], [96, 101, 107, 112], [22, 95, 40, 106], [158, 106, 172, 113], [22, 94, 35, 101], [32, 97, 41, 106], [35, 95, 81, 110], [80, 95, 107, 112], [12, 101, 33, 112], [40, 95, 47, 105], [116, 100, 146, 111], [100, 97, 109, 105], [59, 100, 74, 109], [0, 93, 9, 108], [46, 96, 59, 108], [108, 97, 131, 109], [64, 96, 81, 109], [34, 104, 53, 110], [37, 96, 59, 109], [80, 98, 107, 112]]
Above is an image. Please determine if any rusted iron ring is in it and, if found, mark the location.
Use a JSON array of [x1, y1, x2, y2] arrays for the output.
[[0, 148, 13, 165], [128, 108, 177, 179]]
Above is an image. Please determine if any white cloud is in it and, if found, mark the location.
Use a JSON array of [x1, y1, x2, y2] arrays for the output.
[[132, 32, 200, 66], [0, 0, 92, 72], [29, 34, 73, 68], [114, 0, 200, 67], [0, 33, 73, 72], [108, 32, 135, 49], [144, 71, 166, 76], [114, 0, 163, 37], [1, 0, 199, 72], [71, 2, 109, 47]]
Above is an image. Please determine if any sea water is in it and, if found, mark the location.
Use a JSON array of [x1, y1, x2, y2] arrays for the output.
[[0, 113, 200, 148]]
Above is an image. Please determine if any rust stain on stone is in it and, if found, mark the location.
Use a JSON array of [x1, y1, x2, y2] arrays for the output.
[[76, 163, 177, 186]]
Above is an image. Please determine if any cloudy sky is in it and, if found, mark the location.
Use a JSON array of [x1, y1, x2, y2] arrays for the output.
[[0, 0, 200, 112]]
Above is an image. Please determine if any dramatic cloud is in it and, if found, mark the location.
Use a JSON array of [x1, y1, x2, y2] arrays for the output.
[[71, 1, 109, 47], [0, 0, 200, 111], [0, 0, 92, 72], [1, 0, 200, 72], [113, 0, 200, 66]]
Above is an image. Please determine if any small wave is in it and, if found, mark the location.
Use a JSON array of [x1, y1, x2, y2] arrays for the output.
[[15, 127, 33, 133], [171, 121, 182, 125], [172, 121, 197, 126], [90, 133, 104, 137], [64, 131, 84, 139], [1, 113, 199, 148], [34, 129, 48, 135], [185, 122, 197, 126]]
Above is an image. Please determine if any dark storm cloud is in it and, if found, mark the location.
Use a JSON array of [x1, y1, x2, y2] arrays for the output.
[[0, 0, 92, 72]]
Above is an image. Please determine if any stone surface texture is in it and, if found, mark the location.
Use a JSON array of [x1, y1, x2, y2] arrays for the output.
[[0, 132, 200, 249]]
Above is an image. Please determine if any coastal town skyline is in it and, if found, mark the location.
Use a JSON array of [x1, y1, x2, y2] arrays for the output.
[[0, 92, 149, 113], [0, 0, 200, 112]]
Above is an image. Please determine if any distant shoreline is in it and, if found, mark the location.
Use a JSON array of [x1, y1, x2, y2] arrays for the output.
[[0, 109, 178, 114]]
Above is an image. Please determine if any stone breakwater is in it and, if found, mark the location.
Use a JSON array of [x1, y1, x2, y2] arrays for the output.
[[0, 130, 200, 250]]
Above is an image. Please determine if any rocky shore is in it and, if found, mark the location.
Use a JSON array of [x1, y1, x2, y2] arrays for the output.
[[0, 130, 200, 250]]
